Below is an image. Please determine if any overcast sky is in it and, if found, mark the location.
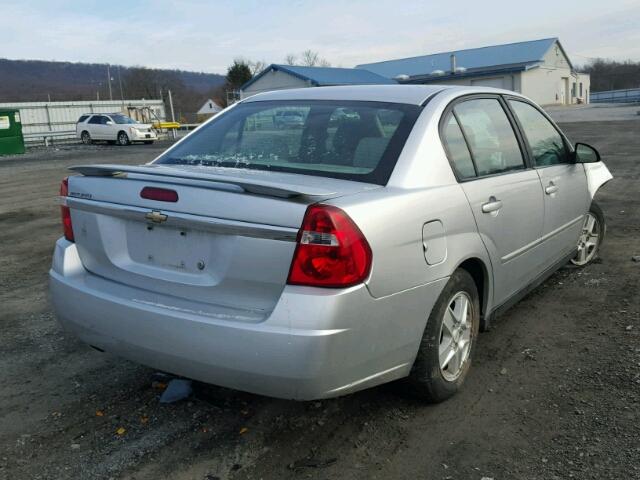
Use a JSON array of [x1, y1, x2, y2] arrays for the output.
[[1, 0, 639, 73]]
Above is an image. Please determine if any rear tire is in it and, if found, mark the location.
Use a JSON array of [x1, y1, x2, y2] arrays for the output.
[[406, 269, 480, 403], [81, 131, 92, 145], [117, 131, 130, 146], [571, 201, 605, 267]]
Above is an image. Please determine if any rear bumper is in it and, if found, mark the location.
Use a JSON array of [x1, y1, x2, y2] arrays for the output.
[[49, 238, 447, 400]]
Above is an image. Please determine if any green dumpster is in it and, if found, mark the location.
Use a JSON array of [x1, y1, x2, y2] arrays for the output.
[[0, 109, 25, 155]]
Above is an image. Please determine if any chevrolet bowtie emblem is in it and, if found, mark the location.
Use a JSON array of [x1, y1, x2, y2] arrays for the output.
[[145, 210, 168, 223]]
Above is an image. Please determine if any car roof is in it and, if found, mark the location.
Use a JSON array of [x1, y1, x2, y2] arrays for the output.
[[240, 84, 523, 106]]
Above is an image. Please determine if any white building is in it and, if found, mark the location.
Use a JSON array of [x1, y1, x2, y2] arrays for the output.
[[197, 99, 222, 115], [357, 38, 590, 106]]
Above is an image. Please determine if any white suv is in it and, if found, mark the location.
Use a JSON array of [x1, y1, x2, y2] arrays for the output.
[[76, 113, 157, 146]]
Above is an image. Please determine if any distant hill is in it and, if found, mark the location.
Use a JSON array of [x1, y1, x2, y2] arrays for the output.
[[0, 59, 227, 121], [0, 59, 225, 102]]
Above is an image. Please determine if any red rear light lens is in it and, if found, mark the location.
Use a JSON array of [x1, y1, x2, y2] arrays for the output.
[[60, 177, 74, 242], [140, 186, 178, 202], [287, 205, 372, 288]]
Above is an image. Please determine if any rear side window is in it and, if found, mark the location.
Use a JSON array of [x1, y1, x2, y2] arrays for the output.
[[441, 113, 476, 179], [88, 115, 102, 124], [77, 115, 89, 123], [508, 100, 570, 166], [155, 100, 421, 185], [454, 99, 525, 176]]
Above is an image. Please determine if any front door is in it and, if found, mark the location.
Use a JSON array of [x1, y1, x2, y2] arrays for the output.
[[87, 115, 106, 139], [442, 97, 546, 306], [507, 99, 590, 268]]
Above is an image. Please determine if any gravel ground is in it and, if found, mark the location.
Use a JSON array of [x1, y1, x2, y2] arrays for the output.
[[546, 103, 640, 123], [1, 122, 639, 480]]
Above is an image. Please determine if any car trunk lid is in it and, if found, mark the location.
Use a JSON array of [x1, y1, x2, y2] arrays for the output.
[[65, 164, 379, 320]]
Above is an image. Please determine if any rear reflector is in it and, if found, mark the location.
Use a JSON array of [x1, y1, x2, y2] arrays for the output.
[[60, 177, 74, 242], [140, 186, 178, 202], [287, 204, 372, 288]]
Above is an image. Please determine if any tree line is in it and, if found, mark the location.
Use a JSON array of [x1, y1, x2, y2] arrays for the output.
[[580, 59, 640, 92]]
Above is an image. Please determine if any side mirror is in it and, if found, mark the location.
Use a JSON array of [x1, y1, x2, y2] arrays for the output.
[[105, 120, 114, 125], [574, 142, 600, 163]]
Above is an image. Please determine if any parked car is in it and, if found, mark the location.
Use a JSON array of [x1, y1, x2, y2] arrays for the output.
[[76, 113, 157, 145], [51, 85, 612, 402], [273, 110, 305, 129]]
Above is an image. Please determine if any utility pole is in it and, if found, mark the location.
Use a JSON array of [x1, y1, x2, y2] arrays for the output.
[[117, 65, 124, 104], [107, 64, 113, 101], [168, 89, 177, 140]]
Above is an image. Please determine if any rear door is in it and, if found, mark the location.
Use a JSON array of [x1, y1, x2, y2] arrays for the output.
[[507, 98, 589, 266], [442, 96, 546, 305]]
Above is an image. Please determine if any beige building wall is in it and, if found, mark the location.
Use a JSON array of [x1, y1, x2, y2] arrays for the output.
[[520, 41, 589, 106], [425, 73, 522, 92]]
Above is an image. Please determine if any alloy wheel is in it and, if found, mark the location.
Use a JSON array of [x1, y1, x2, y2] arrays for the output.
[[571, 213, 600, 266], [439, 291, 473, 382]]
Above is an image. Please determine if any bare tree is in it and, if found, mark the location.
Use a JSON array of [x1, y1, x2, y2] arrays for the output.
[[287, 50, 331, 67], [249, 60, 267, 75], [301, 50, 320, 67]]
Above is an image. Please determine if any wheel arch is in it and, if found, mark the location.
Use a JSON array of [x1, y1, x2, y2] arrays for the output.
[[456, 256, 492, 331]]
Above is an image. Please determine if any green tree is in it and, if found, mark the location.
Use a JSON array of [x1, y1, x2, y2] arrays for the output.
[[226, 59, 253, 90]]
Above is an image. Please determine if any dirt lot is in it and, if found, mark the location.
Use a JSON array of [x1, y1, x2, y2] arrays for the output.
[[1, 123, 639, 480]]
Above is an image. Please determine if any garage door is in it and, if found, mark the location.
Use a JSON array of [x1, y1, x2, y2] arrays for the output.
[[471, 77, 505, 88]]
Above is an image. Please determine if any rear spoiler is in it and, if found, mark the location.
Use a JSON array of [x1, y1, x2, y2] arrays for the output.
[[69, 164, 336, 198]]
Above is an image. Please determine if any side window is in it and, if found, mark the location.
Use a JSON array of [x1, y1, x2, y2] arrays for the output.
[[77, 115, 89, 123], [88, 115, 102, 124], [102, 116, 112, 124], [509, 100, 569, 166], [441, 112, 476, 179], [454, 99, 525, 176]]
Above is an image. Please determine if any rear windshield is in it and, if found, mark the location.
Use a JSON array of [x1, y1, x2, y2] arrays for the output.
[[154, 100, 421, 184]]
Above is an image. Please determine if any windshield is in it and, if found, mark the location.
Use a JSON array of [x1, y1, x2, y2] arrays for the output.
[[154, 100, 421, 184], [111, 114, 138, 125]]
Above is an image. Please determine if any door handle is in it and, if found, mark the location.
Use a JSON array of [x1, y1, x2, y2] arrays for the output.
[[545, 182, 559, 195], [481, 196, 503, 213]]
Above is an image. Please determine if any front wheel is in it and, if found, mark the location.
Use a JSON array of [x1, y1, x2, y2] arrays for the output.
[[406, 269, 480, 403], [571, 201, 605, 267], [117, 131, 130, 146]]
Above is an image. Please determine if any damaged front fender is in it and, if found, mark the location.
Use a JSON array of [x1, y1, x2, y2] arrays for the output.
[[584, 162, 613, 200]]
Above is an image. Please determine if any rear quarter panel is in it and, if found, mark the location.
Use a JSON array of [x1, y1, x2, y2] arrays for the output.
[[332, 185, 491, 301]]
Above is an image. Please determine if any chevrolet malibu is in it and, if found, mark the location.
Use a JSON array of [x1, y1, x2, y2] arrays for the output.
[[50, 85, 612, 402]]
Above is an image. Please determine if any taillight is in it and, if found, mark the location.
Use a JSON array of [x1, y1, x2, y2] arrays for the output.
[[60, 177, 74, 242], [140, 186, 178, 202], [287, 205, 372, 288]]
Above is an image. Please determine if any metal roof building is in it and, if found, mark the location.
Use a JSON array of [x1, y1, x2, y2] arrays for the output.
[[357, 38, 590, 106], [240, 64, 395, 98]]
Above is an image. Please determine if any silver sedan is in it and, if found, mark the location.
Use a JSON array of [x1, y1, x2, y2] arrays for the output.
[[50, 85, 612, 401]]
